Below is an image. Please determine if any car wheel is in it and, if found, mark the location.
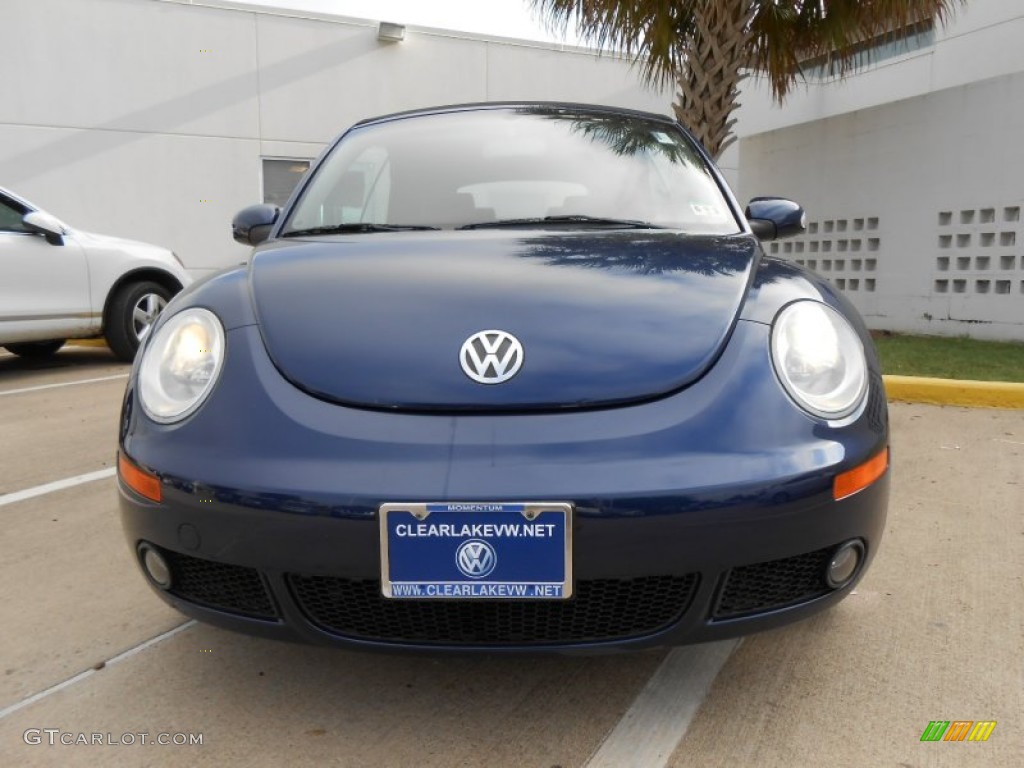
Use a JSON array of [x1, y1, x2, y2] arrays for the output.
[[106, 281, 173, 362], [3, 340, 66, 358]]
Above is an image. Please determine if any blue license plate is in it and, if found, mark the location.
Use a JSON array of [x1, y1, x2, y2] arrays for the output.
[[379, 502, 572, 599]]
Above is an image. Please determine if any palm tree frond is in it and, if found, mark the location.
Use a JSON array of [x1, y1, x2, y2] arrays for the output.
[[751, 0, 966, 101], [531, 1, 967, 157], [531, 0, 697, 89]]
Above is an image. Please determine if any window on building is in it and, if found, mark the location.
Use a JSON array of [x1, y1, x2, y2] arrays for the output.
[[799, 19, 936, 80], [262, 158, 312, 208]]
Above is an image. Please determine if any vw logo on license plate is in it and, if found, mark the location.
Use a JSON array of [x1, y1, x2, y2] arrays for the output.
[[455, 539, 497, 578]]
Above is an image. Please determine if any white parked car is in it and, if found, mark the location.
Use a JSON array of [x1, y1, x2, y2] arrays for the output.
[[0, 187, 191, 361]]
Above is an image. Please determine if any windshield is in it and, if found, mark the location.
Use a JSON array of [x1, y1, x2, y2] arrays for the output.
[[281, 107, 740, 235]]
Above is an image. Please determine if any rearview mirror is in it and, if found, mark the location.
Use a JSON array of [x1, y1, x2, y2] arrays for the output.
[[232, 204, 280, 246], [745, 198, 806, 241], [23, 211, 66, 246]]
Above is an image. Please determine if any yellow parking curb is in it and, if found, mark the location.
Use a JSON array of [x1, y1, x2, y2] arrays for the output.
[[884, 375, 1024, 409]]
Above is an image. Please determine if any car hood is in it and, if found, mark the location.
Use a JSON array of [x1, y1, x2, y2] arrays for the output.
[[250, 231, 759, 411]]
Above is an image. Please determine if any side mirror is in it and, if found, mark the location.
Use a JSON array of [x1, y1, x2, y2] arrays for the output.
[[745, 197, 807, 241], [232, 204, 280, 246], [23, 211, 66, 246]]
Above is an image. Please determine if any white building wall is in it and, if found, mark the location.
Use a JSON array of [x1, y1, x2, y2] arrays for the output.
[[737, 0, 1024, 340], [2, 0, 674, 276]]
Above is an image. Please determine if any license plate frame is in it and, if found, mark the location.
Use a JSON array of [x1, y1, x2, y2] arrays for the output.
[[379, 502, 573, 600]]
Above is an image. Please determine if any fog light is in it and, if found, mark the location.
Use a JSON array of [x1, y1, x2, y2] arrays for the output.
[[825, 540, 864, 589], [140, 544, 172, 589]]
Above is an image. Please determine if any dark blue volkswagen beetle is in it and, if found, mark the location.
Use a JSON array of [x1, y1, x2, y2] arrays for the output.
[[118, 103, 888, 652]]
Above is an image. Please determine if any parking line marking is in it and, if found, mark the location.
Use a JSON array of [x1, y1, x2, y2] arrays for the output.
[[0, 468, 117, 508], [0, 373, 128, 397], [0, 621, 196, 721], [584, 639, 740, 768]]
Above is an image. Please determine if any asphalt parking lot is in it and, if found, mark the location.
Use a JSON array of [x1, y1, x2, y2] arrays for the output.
[[0, 346, 1020, 767]]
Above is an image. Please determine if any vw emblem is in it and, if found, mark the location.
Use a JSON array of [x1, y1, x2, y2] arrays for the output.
[[456, 539, 497, 579], [460, 330, 524, 384]]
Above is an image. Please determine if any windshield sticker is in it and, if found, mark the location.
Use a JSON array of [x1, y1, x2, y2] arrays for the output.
[[651, 131, 676, 145], [690, 203, 726, 219]]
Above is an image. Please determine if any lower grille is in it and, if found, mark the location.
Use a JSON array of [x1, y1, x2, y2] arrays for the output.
[[287, 574, 698, 645], [162, 549, 277, 620], [713, 547, 833, 620]]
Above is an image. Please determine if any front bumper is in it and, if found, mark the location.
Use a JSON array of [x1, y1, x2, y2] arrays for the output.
[[119, 320, 889, 652], [119, 469, 888, 652]]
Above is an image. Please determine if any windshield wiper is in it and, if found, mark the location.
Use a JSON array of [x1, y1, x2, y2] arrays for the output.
[[281, 223, 440, 237], [458, 215, 664, 230]]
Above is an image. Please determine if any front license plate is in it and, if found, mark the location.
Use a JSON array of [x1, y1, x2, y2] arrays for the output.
[[379, 502, 573, 600]]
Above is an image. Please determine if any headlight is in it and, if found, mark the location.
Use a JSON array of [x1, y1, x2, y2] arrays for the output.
[[138, 308, 225, 423], [770, 300, 867, 419]]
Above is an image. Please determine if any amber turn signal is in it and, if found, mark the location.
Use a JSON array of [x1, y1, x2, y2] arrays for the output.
[[118, 452, 162, 502], [833, 447, 889, 501]]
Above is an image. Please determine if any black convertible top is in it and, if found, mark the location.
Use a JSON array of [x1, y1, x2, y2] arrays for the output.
[[354, 101, 677, 128]]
